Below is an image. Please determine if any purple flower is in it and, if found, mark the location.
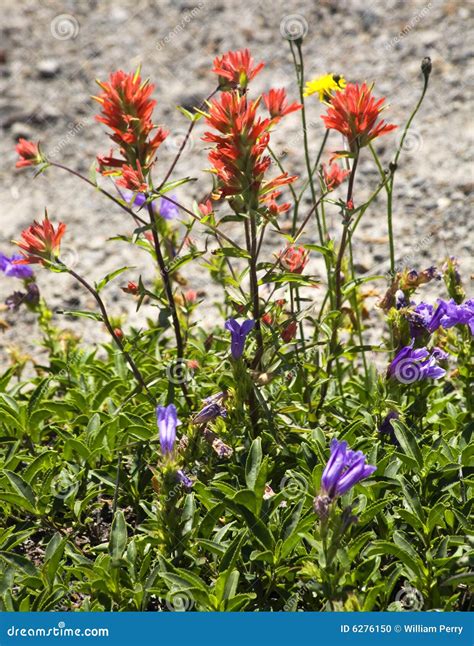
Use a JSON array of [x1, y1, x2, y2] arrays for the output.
[[159, 194, 179, 220], [0, 253, 34, 279], [321, 439, 376, 500], [193, 399, 227, 425], [156, 403, 178, 456], [428, 298, 474, 334], [120, 188, 179, 221], [177, 469, 193, 488], [407, 302, 433, 337], [388, 342, 446, 384], [119, 188, 148, 209], [225, 318, 255, 359]]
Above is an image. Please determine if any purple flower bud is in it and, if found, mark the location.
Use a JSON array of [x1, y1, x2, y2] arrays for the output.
[[193, 401, 227, 425], [388, 341, 446, 383], [224, 318, 255, 359], [321, 439, 376, 500], [378, 411, 399, 445], [159, 194, 180, 220], [156, 403, 178, 456], [0, 253, 34, 279], [177, 469, 193, 489]]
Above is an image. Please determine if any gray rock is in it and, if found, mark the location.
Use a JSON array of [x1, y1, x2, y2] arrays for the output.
[[37, 59, 61, 78], [10, 121, 34, 139]]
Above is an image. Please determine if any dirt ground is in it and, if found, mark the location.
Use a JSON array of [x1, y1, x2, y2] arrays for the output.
[[0, 0, 472, 368]]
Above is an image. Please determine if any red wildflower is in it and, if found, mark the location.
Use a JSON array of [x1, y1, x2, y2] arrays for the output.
[[13, 216, 66, 265], [114, 328, 124, 339], [187, 359, 200, 370], [93, 69, 168, 170], [262, 312, 273, 326], [263, 89, 302, 120], [322, 162, 350, 191], [204, 91, 296, 201], [281, 320, 297, 342], [116, 162, 147, 192], [122, 281, 139, 294], [15, 139, 43, 168], [212, 49, 264, 90], [321, 82, 397, 149], [184, 289, 197, 303], [278, 246, 309, 274], [198, 199, 213, 217], [261, 190, 291, 217]]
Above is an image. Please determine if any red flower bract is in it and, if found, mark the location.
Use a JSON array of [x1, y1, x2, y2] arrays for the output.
[[281, 320, 297, 342], [94, 69, 168, 172], [203, 90, 296, 205], [212, 48, 264, 90], [116, 162, 148, 193], [15, 139, 43, 168], [322, 162, 350, 191], [13, 217, 66, 265], [321, 82, 397, 149], [279, 246, 309, 274], [263, 89, 302, 120]]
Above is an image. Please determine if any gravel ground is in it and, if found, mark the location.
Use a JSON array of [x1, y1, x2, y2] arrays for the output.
[[0, 0, 472, 367]]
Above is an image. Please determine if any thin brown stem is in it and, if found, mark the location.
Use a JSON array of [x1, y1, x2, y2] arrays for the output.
[[66, 266, 152, 400], [145, 202, 191, 405], [155, 87, 219, 193], [49, 162, 147, 226]]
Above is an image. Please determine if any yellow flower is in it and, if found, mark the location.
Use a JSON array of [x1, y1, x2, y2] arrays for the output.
[[303, 73, 347, 102]]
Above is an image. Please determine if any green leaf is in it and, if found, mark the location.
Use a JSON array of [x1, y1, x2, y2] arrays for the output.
[[392, 420, 423, 468], [108, 511, 128, 562], [0, 551, 37, 575], [3, 471, 36, 508], [245, 438, 262, 490], [95, 266, 133, 293]]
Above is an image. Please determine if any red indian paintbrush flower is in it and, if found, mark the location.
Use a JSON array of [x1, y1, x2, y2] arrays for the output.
[[281, 320, 297, 342], [204, 89, 296, 205], [322, 162, 350, 191], [278, 245, 309, 274], [116, 162, 148, 192], [13, 216, 66, 265], [263, 89, 302, 120], [94, 69, 168, 173], [321, 82, 397, 150], [212, 48, 264, 90], [15, 139, 44, 168]]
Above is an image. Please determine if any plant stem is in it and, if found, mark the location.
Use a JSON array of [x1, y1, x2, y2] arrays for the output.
[[155, 88, 219, 193], [145, 202, 191, 405], [384, 72, 429, 275], [66, 267, 152, 399], [49, 162, 147, 227], [317, 152, 359, 412]]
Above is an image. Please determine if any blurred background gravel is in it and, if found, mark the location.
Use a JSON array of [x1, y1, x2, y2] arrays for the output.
[[0, 0, 472, 366]]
